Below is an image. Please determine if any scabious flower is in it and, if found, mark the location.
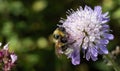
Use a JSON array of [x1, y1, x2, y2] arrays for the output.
[[58, 6, 114, 65]]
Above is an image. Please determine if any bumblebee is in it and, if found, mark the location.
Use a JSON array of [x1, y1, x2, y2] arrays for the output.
[[53, 27, 68, 56]]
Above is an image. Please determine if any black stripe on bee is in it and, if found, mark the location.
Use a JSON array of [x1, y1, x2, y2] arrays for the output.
[[58, 27, 65, 32]]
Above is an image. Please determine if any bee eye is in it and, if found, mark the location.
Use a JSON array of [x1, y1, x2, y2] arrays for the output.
[[60, 37, 67, 43], [53, 34, 60, 39]]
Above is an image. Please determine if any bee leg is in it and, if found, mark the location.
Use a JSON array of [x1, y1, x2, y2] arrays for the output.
[[61, 40, 76, 52], [68, 40, 76, 45], [61, 45, 68, 51]]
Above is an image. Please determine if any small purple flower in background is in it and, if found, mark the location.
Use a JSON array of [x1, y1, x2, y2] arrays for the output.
[[10, 54, 17, 64], [57, 5, 114, 65], [0, 43, 17, 71]]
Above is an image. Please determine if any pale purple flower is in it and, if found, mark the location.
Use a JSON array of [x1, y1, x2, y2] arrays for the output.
[[58, 5, 114, 65], [10, 54, 17, 64], [3, 43, 9, 50], [0, 43, 18, 71]]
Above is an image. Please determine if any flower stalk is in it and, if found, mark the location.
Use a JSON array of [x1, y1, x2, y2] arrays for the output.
[[105, 53, 120, 71]]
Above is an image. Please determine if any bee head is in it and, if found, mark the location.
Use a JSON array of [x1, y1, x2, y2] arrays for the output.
[[53, 27, 68, 43], [53, 33, 60, 40]]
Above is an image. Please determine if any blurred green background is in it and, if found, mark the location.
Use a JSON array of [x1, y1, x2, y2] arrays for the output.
[[0, 0, 120, 71]]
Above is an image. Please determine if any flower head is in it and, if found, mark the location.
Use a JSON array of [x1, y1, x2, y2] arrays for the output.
[[58, 6, 114, 65]]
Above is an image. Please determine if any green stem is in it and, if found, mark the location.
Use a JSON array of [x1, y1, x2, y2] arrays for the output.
[[105, 54, 120, 71]]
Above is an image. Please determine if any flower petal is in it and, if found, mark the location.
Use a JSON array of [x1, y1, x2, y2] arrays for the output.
[[86, 48, 91, 61], [94, 6, 102, 14], [90, 47, 98, 57], [91, 55, 98, 61], [98, 45, 108, 54], [102, 24, 109, 29], [103, 33, 114, 40], [71, 49, 80, 65], [102, 19, 109, 24], [102, 12, 109, 18], [99, 39, 109, 44]]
